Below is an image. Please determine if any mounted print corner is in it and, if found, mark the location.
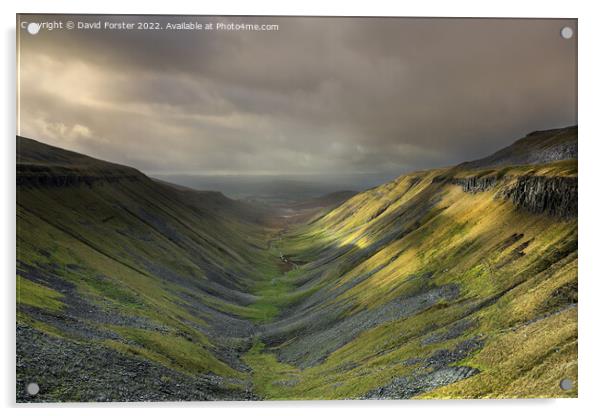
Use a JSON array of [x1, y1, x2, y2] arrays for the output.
[[16, 14, 577, 402]]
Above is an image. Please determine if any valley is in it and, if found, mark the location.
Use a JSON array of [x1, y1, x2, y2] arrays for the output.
[[16, 126, 578, 401]]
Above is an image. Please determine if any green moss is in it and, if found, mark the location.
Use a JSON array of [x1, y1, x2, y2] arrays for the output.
[[107, 326, 243, 379], [17, 311, 65, 338], [79, 274, 144, 308], [17, 275, 64, 312], [247, 269, 319, 322], [242, 340, 301, 399]]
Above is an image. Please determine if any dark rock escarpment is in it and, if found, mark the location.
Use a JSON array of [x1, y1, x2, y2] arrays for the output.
[[436, 125, 578, 219], [443, 174, 577, 219], [17, 164, 143, 188], [432, 174, 498, 193], [450, 176, 497, 193], [502, 176, 577, 219]]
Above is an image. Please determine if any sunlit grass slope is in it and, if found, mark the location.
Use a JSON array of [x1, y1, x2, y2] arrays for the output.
[[245, 126, 577, 399]]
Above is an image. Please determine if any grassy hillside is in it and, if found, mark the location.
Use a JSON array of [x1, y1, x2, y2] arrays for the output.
[[243, 126, 578, 399], [16, 127, 577, 401], [16, 137, 285, 401]]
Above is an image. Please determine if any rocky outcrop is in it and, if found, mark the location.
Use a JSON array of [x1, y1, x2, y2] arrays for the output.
[[16, 136, 145, 188], [450, 176, 497, 193], [17, 164, 142, 188], [441, 172, 577, 219], [502, 175, 577, 219]]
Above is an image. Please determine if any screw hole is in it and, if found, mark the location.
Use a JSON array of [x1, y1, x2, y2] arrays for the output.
[[26, 382, 40, 396], [560, 26, 574, 40], [559, 378, 573, 391]]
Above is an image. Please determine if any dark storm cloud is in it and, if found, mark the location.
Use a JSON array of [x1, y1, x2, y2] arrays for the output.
[[18, 15, 577, 176]]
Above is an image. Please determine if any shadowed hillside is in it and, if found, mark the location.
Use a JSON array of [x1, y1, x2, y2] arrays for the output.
[[16, 127, 577, 401], [16, 137, 283, 401]]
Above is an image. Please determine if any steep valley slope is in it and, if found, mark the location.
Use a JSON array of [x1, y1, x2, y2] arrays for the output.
[[16, 126, 577, 401]]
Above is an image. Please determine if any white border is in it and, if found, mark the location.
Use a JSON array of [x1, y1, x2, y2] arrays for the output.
[[2, 1, 601, 415]]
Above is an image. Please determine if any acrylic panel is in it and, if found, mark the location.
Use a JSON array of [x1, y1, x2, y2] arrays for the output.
[[16, 15, 577, 402]]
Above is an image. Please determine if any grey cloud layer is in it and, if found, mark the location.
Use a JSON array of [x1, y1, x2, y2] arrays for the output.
[[18, 16, 577, 175]]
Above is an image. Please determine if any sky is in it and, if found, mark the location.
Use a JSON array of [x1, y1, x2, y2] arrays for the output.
[[18, 15, 577, 182]]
